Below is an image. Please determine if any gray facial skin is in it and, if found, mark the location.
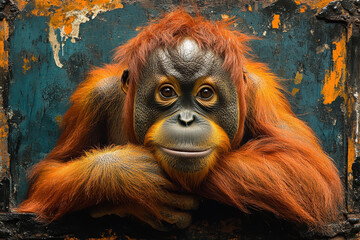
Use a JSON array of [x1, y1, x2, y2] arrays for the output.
[[134, 38, 239, 145]]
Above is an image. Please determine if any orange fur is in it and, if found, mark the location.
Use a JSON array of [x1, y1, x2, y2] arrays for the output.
[[200, 62, 344, 230], [18, 9, 343, 231], [18, 145, 173, 221]]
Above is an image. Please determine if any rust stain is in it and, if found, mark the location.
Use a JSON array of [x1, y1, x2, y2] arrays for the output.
[[321, 33, 347, 105], [271, 14, 280, 29], [22, 55, 37, 74], [0, 19, 9, 69]]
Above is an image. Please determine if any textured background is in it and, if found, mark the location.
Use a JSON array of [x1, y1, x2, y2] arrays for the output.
[[0, 0, 355, 238]]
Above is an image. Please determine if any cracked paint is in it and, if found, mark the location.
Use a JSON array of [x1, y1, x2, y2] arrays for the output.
[[17, 0, 124, 68], [321, 33, 346, 105]]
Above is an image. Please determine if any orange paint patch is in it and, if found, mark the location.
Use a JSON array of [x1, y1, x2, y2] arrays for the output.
[[30, 0, 124, 31], [321, 33, 346, 105], [271, 14, 280, 29], [64, 16, 75, 35], [300, 5, 308, 13], [0, 19, 9, 69], [221, 14, 229, 19], [348, 137, 355, 180], [16, 0, 29, 11], [294, 72, 303, 84], [347, 137, 356, 212], [248, 5, 253, 11], [294, 0, 301, 4], [306, 0, 334, 10], [291, 88, 300, 96], [22, 55, 38, 74]]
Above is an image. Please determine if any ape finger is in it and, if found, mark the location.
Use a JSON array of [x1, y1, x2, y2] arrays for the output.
[[159, 193, 199, 210], [159, 207, 192, 229]]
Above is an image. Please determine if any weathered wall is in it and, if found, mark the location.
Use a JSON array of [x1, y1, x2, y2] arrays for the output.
[[7, 0, 347, 206], [0, 0, 357, 238]]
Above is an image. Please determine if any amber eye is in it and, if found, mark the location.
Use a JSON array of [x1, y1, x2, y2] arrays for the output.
[[198, 87, 214, 100], [160, 85, 177, 98]]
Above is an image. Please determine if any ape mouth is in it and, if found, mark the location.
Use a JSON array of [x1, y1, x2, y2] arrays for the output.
[[160, 147, 213, 158]]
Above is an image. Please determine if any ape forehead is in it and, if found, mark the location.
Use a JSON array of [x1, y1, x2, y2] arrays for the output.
[[150, 38, 224, 81]]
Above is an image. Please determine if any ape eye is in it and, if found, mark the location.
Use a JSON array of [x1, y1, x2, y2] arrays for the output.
[[159, 85, 177, 99], [197, 87, 214, 100]]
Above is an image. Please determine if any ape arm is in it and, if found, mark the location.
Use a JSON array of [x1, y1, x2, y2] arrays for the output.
[[45, 64, 126, 162], [18, 65, 198, 230], [201, 63, 344, 229]]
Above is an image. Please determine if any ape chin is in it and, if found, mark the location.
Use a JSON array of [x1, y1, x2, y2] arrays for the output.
[[18, 9, 343, 232]]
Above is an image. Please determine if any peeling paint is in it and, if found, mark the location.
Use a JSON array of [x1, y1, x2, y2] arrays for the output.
[[271, 14, 280, 29], [0, 19, 9, 69], [316, 43, 330, 53], [49, 26, 63, 68], [321, 33, 347, 105], [17, 0, 124, 68]]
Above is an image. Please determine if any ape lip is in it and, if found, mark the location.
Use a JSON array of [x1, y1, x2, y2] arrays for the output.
[[160, 147, 213, 158]]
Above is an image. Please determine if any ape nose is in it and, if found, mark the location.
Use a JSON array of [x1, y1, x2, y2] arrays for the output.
[[178, 110, 195, 126]]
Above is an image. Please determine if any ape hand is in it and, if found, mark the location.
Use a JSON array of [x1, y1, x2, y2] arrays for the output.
[[91, 193, 199, 231], [90, 144, 199, 230]]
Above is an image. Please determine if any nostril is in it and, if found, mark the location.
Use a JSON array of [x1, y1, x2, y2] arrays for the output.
[[178, 111, 195, 126]]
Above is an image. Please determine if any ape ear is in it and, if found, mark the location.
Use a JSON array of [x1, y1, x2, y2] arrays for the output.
[[121, 69, 130, 94]]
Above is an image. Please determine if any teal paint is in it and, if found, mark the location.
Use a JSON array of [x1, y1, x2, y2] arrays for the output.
[[8, 2, 346, 204]]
